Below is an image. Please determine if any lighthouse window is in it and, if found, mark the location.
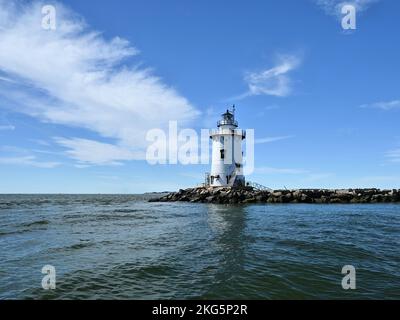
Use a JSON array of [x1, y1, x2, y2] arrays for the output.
[[220, 149, 225, 159]]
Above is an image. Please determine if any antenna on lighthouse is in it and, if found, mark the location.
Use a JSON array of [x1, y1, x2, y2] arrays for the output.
[[232, 104, 236, 116]]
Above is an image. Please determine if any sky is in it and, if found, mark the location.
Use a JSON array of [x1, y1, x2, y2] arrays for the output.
[[0, 0, 399, 193]]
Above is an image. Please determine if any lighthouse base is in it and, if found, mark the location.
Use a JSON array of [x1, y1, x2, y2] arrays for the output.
[[209, 175, 246, 188], [231, 175, 246, 188]]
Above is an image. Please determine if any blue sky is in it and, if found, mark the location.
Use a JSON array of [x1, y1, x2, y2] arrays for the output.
[[0, 0, 399, 193]]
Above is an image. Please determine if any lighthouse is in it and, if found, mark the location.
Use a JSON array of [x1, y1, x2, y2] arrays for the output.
[[209, 106, 246, 187]]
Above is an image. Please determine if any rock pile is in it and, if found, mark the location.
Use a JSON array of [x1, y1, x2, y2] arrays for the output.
[[149, 187, 400, 204]]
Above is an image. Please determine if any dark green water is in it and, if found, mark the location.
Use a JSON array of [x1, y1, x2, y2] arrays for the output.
[[0, 194, 399, 299]]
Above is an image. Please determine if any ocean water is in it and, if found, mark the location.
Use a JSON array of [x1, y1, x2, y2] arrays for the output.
[[0, 194, 399, 300]]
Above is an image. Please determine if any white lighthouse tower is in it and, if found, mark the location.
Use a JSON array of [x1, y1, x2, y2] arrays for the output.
[[209, 106, 246, 187]]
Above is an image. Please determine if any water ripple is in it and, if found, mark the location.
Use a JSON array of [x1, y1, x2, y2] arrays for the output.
[[0, 195, 399, 299]]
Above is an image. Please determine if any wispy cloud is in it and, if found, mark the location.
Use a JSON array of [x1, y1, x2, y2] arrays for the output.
[[0, 1, 199, 166], [29, 139, 51, 146], [54, 137, 145, 166], [255, 167, 309, 175], [255, 135, 294, 144], [263, 105, 280, 111], [254, 166, 334, 183], [231, 54, 301, 100], [256, 105, 281, 117], [385, 148, 400, 163], [359, 175, 400, 183], [360, 100, 400, 111], [179, 172, 205, 180], [0, 145, 27, 153], [0, 124, 14, 130], [0, 155, 61, 168], [314, 0, 380, 17], [0, 75, 15, 83], [304, 173, 335, 182]]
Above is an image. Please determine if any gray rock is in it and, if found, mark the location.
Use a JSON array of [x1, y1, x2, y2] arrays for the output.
[[148, 187, 400, 204]]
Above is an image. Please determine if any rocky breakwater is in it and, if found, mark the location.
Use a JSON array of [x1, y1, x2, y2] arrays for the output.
[[149, 187, 400, 204]]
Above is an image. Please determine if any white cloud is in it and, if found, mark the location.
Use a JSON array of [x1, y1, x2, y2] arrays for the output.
[[241, 55, 301, 98], [314, 0, 380, 17], [360, 100, 400, 111], [256, 105, 281, 117], [54, 137, 145, 166], [385, 149, 400, 163], [263, 105, 280, 110], [255, 135, 294, 144], [179, 172, 205, 180], [255, 167, 309, 175], [0, 145, 27, 153], [0, 75, 15, 83], [359, 175, 400, 182], [0, 124, 14, 130], [0, 1, 199, 165], [304, 173, 335, 181], [0, 155, 60, 168], [254, 167, 334, 183], [29, 139, 51, 146]]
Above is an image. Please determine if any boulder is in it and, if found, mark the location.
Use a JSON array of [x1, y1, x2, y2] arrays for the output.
[[205, 196, 215, 202], [148, 187, 400, 204]]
